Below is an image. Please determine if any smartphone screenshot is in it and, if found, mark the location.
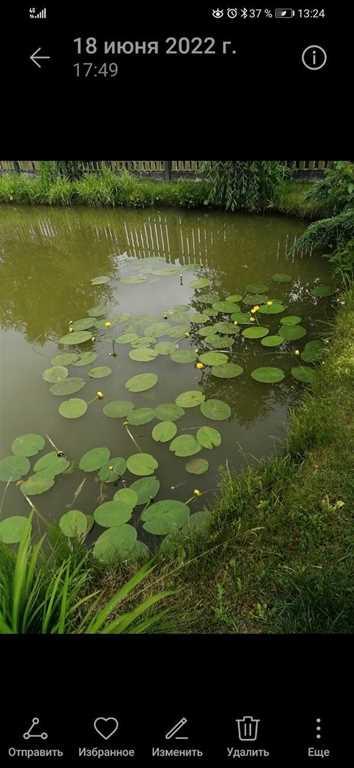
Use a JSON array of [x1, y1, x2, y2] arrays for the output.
[[0, 2, 352, 765]]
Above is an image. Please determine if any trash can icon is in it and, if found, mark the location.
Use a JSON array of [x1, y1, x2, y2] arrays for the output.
[[235, 716, 260, 742]]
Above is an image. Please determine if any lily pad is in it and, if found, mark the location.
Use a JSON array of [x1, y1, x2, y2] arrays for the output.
[[0, 516, 30, 544], [116, 333, 139, 345], [261, 335, 285, 348], [212, 301, 240, 314], [170, 349, 197, 364], [129, 347, 158, 362], [291, 366, 316, 385], [230, 312, 253, 325], [72, 352, 97, 367], [113, 488, 138, 509], [127, 453, 158, 477], [169, 435, 201, 458], [59, 510, 88, 538], [51, 352, 79, 366], [50, 377, 85, 396], [125, 373, 158, 393], [42, 366, 68, 384], [280, 325, 307, 341], [211, 322, 238, 335], [199, 351, 229, 367], [142, 500, 190, 535], [245, 283, 269, 294], [88, 304, 106, 317], [79, 447, 111, 473], [191, 277, 211, 289], [20, 473, 55, 496], [311, 285, 333, 298], [88, 366, 112, 379], [280, 315, 302, 326], [242, 326, 269, 339], [145, 322, 170, 338], [200, 399, 231, 421], [251, 367, 285, 383], [34, 452, 70, 476], [258, 303, 286, 315], [127, 408, 155, 426], [93, 525, 137, 563], [211, 363, 244, 379], [152, 421, 177, 443], [183, 509, 212, 535], [155, 341, 176, 356], [186, 458, 209, 475], [196, 426, 222, 450], [175, 390, 205, 408], [130, 476, 160, 505], [121, 275, 147, 285], [226, 293, 243, 302], [59, 331, 93, 346], [243, 294, 268, 306], [91, 275, 110, 285], [98, 457, 126, 483], [272, 273, 292, 283], [154, 404, 185, 421], [301, 340, 325, 364], [0, 455, 30, 482], [94, 500, 132, 528], [58, 398, 87, 419], [205, 335, 232, 349], [103, 400, 134, 418], [11, 434, 45, 458], [71, 317, 96, 331], [168, 324, 191, 339]]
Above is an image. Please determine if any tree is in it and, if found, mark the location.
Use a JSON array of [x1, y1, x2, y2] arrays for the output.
[[203, 160, 286, 212]]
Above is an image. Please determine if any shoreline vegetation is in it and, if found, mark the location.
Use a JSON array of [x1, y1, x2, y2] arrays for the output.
[[0, 162, 353, 634]]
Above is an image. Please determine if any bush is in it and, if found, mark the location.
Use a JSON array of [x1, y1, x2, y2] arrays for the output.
[[305, 161, 354, 214], [203, 160, 287, 212], [294, 208, 354, 255]]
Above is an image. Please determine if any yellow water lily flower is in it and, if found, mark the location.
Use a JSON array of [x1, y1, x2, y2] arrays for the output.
[[96, 391, 104, 399], [104, 321, 112, 328], [251, 305, 260, 314], [250, 317, 256, 322], [267, 301, 273, 306], [91, 336, 96, 342], [295, 349, 300, 356], [233, 320, 238, 326], [193, 489, 202, 497], [196, 362, 205, 369]]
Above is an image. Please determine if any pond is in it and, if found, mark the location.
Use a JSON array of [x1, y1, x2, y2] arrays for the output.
[[0, 205, 334, 561]]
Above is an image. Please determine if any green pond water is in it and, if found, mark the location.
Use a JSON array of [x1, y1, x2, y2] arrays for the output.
[[0, 205, 334, 560]]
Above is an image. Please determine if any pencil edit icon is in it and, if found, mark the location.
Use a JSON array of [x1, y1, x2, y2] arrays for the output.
[[236, 716, 260, 742]]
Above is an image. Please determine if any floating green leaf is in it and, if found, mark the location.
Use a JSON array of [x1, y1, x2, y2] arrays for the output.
[[127, 408, 155, 426], [199, 351, 229, 367], [20, 473, 55, 495], [291, 366, 316, 385], [91, 275, 110, 285], [175, 390, 205, 408], [280, 315, 302, 326], [154, 341, 176, 356], [230, 312, 252, 325], [196, 426, 222, 450], [72, 352, 97, 367], [251, 367, 285, 383], [311, 284, 333, 298], [71, 317, 96, 331], [212, 301, 240, 314], [59, 331, 93, 346], [168, 324, 190, 339], [272, 273, 292, 283], [93, 525, 137, 563], [258, 303, 286, 315], [186, 458, 209, 475], [261, 335, 285, 348], [145, 322, 170, 338], [0, 455, 30, 482], [169, 435, 201, 457], [34, 452, 70, 476], [243, 294, 268, 306], [191, 277, 211, 289], [127, 453, 158, 476], [88, 304, 106, 317], [200, 399, 231, 421], [103, 400, 134, 418], [94, 500, 132, 528], [50, 377, 85, 396], [170, 349, 197, 364], [130, 476, 160, 505], [11, 434, 45, 458], [121, 275, 147, 284], [79, 447, 111, 473], [58, 398, 87, 419], [245, 283, 269, 294], [211, 363, 244, 379], [279, 325, 307, 341], [88, 366, 112, 379], [42, 366, 68, 384], [51, 352, 79, 366], [189, 312, 209, 323], [301, 340, 325, 364], [142, 500, 190, 535], [59, 510, 88, 538], [116, 333, 139, 345], [205, 335, 232, 349], [152, 421, 177, 443], [211, 322, 238, 335], [242, 326, 269, 339], [125, 372, 158, 393], [155, 403, 185, 421], [113, 488, 138, 509], [226, 293, 243, 302], [0, 516, 30, 544], [98, 457, 126, 483], [129, 347, 158, 362]]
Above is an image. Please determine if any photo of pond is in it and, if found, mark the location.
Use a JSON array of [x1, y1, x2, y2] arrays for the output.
[[0, 205, 334, 562]]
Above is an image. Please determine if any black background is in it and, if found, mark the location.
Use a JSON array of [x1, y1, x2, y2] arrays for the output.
[[1, 2, 353, 764]]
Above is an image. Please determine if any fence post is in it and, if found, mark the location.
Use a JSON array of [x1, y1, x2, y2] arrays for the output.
[[164, 161, 172, 181], [13, 161, 21, 173]]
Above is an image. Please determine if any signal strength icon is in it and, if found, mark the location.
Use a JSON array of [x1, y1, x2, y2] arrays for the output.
[[29, 7, 47, 19]]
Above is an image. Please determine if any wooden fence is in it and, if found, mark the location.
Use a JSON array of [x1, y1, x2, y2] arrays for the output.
[[0, 160, 334, 178]]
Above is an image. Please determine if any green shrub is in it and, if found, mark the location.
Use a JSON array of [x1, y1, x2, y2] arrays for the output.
[[203, 160, 287, 212], [294, 208, 354, 256], [304, 161, 354, 214]]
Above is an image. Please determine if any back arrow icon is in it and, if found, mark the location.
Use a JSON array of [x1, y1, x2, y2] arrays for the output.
[[30, 47, 51, 68]]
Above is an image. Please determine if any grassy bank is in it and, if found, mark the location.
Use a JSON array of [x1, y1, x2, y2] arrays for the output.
[[96, 288, 354, 634], [0, 171, 327, 219]]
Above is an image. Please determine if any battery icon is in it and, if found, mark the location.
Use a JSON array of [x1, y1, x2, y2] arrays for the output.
[[275, 8, 295, 18]]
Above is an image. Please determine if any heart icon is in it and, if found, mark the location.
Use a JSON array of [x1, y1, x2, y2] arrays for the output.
[[93, 717, 119, 741]]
